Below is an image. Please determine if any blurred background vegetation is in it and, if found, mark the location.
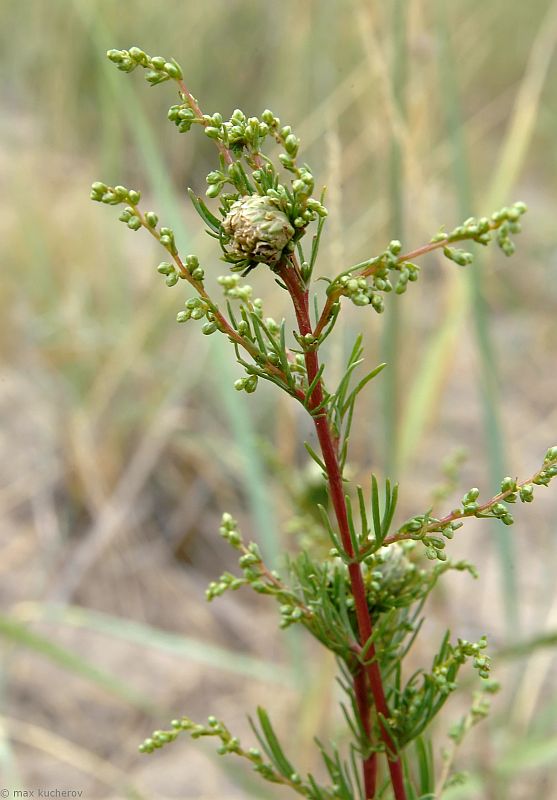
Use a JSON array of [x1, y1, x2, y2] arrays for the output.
[[1, 0, 556, 797]]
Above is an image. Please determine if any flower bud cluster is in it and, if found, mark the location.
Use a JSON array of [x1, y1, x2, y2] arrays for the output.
[[206, 517, 268, 599], [432, 201, 528, 260], [234, 375, 258, 393], [217, 275, 253, 301], [204, 108, 272, 153], [389, 634, 490, 743], [140, 714, 293, 788], [206, 570, 247, 600], [397, 450, 557, 560], [396, 514, 459, 560], [456, 636, 490, 679], [443, 247, 474, 267], [157, 254, 202, 288], [107, 47, 183, 85], [458, 486, 513, 526], [167, 103, 197, 133], [176, 296, 213, 328], [90, 182, 140, 207], [139, 726, 180, 753], [534, 446, 557, 486], [363, 544, 426, 613], [219, 513, 243, 548], [335, 241, 420, 311], [337, 274, 386, 311]]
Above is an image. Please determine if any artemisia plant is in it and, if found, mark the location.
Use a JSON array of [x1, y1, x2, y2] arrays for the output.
[[91, 47, 557, 800]]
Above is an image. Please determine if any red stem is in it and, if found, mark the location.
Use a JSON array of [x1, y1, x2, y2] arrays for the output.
[[353, 669, 378, 797], [281, 261, 407, 800]]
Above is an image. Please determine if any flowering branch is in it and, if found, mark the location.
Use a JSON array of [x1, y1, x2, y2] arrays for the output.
[[90, 46, 555, 800]]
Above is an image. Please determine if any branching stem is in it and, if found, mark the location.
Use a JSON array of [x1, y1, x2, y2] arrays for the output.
[[313, 221, 508, 340], [382, 460, 557, 548], [281, 257, 407, 800], [132, 205, 306, 402]]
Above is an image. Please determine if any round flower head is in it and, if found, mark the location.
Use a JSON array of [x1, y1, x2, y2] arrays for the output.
[[222, 195, 294, 268]]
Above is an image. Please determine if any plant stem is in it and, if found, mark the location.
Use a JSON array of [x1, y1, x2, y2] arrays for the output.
[[281, 259, 407, 800], [353, 668, 378, 797], [381, 459, 557, 548], [312, 219, 508, 342], [132, 205, 306, 402]]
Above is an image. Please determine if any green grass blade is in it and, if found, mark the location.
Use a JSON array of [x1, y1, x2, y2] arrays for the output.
[[382, 0, 408, 479], [14, 604, 295, 686], [436, 0, 517, 631], [0, 613, 153, 711]]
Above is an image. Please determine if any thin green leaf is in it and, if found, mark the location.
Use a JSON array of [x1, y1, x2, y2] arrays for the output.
[[305, 363, 326, 406], [371, 474, 382, 542], [304, 441, 327, 473], [256, 707, 296, 778], [344, 495, 359, 556], [0, 614, 153, 712], [341, 362, 387, 416], [357, 485, 369, 541], [187, 188, 222, 232], [381, 480, 399, 537]]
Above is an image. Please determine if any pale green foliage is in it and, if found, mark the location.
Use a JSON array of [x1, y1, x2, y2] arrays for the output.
[[92, 47, 556, 800]]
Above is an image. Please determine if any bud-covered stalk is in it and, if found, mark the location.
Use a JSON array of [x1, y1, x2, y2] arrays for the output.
[[91, 44, 556, 800]]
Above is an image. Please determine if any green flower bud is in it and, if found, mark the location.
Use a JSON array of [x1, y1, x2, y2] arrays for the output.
[[145, 211, 158, 228], [160, 235, 175, 251], [444, 247, 473, 266], [127, 216, 142, 231], [284, 134, 299, 156], [261, 109, 276, 125], [166, 273, 179, 287], [278, 153, 294, 169], [164, 61, 182, 79], [245, 375, 258, 393], [128, 47, 146, 62], [462, 488, 480, 504], [106, 49, 126, 64], [128, 189, 141, 204], [501, 476, 517, 493], [206, 170, 223, 185]]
